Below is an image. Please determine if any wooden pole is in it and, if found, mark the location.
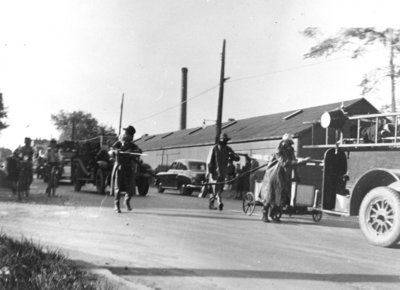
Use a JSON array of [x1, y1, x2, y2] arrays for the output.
[[118, 93, 124, 136], [216, 40, 226, 144]]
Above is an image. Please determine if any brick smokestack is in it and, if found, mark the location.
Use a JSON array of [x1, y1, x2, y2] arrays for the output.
[[180, 67, 188, 130]]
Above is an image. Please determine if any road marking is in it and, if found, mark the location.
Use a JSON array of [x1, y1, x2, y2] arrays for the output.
[[52, 211, 70, 216]]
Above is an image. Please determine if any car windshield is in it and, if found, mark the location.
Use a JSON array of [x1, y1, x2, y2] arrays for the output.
[[188, 162, 206, 171]]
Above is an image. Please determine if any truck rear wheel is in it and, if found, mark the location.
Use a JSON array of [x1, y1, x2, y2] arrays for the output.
[[96, 168, 105, 195], [73, 164, 84, 192], [359, 186, 400, 248]]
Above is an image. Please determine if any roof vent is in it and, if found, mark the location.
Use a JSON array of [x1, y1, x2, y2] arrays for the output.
[[162, 132, 173, 139], [144, 135, 155, 141], [188, 127, 202, 135], [222, 120, 237, 129], [283, 109, 303, 120]]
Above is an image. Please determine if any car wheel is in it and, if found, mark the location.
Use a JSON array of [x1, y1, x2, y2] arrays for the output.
[[359, 186, 400, 247], [179, 184, 192, 195], [138, 177, 150, 196]]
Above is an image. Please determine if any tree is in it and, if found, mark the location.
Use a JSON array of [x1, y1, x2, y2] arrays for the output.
[[51, 110, 117, 142], [0, 147, 12, 162], [0, 93, 8, 130], [303, 27, 400, 112]]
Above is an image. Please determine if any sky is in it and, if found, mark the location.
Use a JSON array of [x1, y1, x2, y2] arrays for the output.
[[1, 0, 400, 149]]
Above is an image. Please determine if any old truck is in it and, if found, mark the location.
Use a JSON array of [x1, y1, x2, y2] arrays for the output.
[[72, 137, 152, 196], [299, 109, 400, 247]]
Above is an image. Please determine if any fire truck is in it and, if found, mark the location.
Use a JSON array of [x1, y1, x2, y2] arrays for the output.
[[301, 109, 400, 247]]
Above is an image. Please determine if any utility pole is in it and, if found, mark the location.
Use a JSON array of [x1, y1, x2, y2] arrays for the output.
[[118, 93, 124, 136], [71, 112, 76, 141], [215, 39, 227, 144]]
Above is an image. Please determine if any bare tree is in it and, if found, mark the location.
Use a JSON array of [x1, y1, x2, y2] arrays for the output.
[[303, 27, 400, 112]]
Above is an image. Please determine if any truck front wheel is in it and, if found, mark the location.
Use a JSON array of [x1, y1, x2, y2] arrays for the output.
[[359, 186, 400, 248], [137, 177, 150, 196]]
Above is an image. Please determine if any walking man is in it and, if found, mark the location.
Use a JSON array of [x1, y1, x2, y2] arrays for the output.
[[111, 125, 142, 213], [208, 133, 240, 210]]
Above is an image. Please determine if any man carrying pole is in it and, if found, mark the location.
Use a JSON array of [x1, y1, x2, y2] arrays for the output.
[[110, 125, 142, 213], [208, 133, 240, 210]]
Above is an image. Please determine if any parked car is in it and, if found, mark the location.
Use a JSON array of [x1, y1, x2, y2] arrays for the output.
[[155, 159, 207, 195]]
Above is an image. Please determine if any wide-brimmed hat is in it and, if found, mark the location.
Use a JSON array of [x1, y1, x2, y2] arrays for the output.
[[123, 125, 136, 136], [219, 133, 230, 141]]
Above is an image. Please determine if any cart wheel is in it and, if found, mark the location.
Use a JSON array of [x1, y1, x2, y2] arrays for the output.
[[242, 192, 256, 216], [312, 210, 322, 222]]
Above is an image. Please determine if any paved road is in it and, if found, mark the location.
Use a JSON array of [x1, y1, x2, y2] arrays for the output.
[[1, 180, 400, 290]]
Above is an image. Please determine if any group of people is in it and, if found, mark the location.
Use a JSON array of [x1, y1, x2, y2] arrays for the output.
[[6, 126, 310, 222], [7, 137, 62, 197]]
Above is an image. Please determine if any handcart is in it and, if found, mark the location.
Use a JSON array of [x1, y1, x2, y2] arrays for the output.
[[242, 161, 323, 222]]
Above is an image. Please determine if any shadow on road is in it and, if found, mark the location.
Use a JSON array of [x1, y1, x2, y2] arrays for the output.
[[278, 218, 360, 229], [134, 210, 361, 230], [134, 211, 257, 222], [99, 266, 400, 283], [0, 187, 69, 206]]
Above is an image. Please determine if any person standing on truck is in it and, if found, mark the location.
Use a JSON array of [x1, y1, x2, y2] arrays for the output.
[[259, 134, 310, 222], [111, 125, 142, 213], [208, 133, 240, 210]]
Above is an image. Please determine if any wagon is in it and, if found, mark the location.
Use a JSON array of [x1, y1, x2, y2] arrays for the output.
[[242, 162, 323, 223]]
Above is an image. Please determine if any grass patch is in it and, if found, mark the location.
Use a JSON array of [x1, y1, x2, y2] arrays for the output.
[[0, 233, 112, 290]]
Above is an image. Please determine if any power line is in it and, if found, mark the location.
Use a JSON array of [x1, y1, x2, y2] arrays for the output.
[[229, 46, 389, 83], [134, 84, 220, 124], [134, 47, 388, 122]]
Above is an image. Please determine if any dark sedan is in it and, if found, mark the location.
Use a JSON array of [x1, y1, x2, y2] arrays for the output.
[[155, 159, 206, 195]]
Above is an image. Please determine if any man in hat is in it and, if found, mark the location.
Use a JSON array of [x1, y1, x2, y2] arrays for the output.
[[110, 125, 142, 213], [13, 137, 35, 192], [208, 133, 240, 210]]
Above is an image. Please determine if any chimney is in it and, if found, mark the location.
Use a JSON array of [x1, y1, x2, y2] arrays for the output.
[[180, 67, 188, 130]]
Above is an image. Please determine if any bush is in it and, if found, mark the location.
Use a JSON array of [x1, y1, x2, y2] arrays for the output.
[[0, 234, 110, 290]]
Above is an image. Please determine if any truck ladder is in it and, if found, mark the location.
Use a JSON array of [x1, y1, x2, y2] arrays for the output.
[[304, 112, 400, 151]]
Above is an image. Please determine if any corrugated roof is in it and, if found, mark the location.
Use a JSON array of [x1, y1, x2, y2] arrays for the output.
[[136, 98, 378, 151]]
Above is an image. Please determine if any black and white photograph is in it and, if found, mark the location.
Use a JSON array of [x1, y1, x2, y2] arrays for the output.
[[1, 0, 400, 289]]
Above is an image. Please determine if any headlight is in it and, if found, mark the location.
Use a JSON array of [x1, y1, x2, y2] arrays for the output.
[[23, 155, 29, 161]]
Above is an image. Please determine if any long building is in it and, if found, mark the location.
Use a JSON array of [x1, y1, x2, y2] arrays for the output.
[[136, 98, 382, 187]]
